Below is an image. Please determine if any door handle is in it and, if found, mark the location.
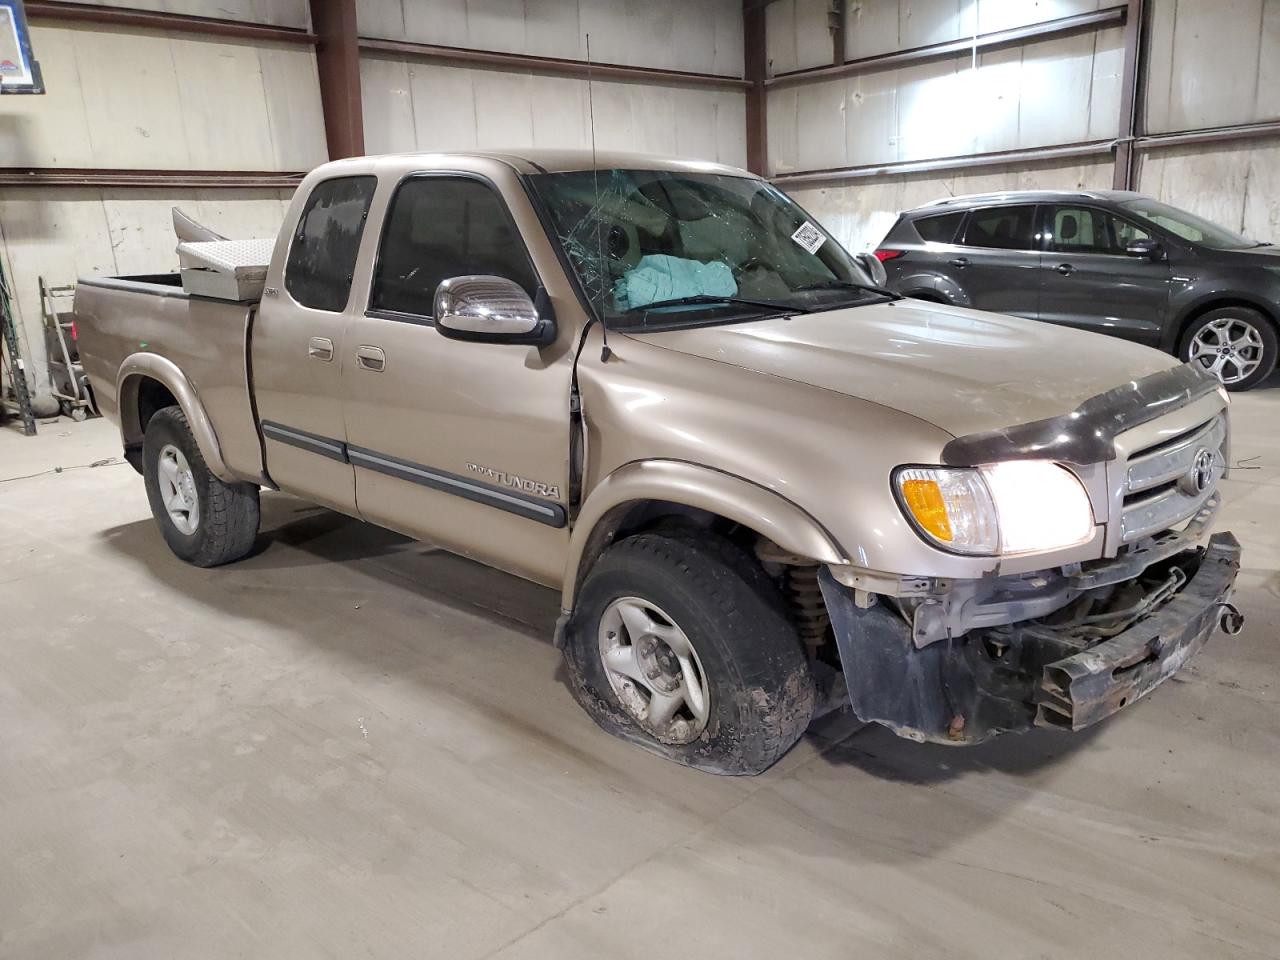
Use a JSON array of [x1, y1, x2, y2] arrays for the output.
[[1056, 263, 1074, 275], [308, 337, 334, 362], [949, 257, 969, 268], [355, 345, 386, 372]]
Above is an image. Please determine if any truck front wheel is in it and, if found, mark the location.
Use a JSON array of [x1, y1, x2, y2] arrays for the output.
[[142, 406, 260, 567], [564, 531, 815, 775]]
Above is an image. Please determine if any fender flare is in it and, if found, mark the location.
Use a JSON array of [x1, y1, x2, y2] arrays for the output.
[[116, 353, 235, 482], [561, 459, 848, 611]]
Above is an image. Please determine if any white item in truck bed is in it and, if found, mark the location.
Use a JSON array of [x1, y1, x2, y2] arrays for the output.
[[177, 238, 275, 301]]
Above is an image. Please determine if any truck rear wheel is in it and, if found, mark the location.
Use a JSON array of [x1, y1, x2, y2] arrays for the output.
[[563, 531, 815, 775], [142, 406, 260, 567]]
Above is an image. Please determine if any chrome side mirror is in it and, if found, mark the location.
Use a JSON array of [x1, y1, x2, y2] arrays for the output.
[[434, 275, 555, 346], [854, 251, 888, 288]]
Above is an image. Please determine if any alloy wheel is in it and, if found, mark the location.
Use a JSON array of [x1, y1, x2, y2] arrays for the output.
[[597, 596, 710, 744], [1188, 317, 1265, 385], [157, 443, 200, 535]]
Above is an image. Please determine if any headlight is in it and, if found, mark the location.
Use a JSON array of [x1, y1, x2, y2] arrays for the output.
[[894, 461, 1095, 555]]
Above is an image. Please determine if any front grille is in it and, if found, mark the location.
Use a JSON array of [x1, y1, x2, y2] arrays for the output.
[[1119, 413, 1227, 543]]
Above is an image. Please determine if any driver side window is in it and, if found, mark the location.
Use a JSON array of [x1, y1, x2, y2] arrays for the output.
[[1048, 205, 1151, 254], [369, 176, 538, 319]]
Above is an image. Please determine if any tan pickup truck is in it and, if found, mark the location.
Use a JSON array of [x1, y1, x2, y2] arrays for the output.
[[75, 150, 1242, 774]]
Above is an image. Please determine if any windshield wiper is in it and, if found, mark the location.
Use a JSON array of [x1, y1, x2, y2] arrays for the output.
[[794, 279, 901, 300], [623, 294, 807, 314]]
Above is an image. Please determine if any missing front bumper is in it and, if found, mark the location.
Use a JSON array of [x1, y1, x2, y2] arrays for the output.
[[1033, 533, 1241, 730], [818, 532, 1241, 745]]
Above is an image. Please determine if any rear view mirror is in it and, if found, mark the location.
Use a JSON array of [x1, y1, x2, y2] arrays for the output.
[[854, 251, 889, 287], [434, 276, 555, 347], [1125, 238, 1165, 261]]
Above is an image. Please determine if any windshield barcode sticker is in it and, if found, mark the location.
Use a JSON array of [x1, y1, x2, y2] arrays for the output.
[[791, 221, 826, 254]]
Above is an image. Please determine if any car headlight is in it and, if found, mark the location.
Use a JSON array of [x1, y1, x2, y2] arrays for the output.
[[894, 461, 1095, 555]]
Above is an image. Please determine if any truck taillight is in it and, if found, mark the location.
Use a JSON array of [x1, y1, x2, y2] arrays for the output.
[[874, 249, 904, 262]]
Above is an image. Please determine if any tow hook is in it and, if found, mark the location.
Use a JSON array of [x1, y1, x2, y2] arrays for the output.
[[1217, 601, 1245, 636]]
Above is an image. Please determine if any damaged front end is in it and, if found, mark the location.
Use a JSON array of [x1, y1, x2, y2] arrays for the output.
[[817, 518, 1242, 745]]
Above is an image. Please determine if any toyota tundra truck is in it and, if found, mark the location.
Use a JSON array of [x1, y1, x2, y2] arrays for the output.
[[73, 150, 1243, 774]]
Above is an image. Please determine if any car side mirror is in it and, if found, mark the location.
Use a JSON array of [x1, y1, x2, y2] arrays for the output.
[[1125, 238, 1165, 261], [434, 276, 555, 347], [854, 251, 888, 287]]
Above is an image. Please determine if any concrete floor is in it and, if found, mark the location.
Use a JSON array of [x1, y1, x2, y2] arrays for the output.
[[2, 386, 1278, 960]]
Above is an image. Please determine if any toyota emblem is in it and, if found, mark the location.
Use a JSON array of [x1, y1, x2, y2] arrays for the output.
[[1187, 447, 1215, 494]]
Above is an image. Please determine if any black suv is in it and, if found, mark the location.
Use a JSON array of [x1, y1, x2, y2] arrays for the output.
[[875, 190, 1279, 390]]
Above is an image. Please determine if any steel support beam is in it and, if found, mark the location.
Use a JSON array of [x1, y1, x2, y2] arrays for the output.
[[831, 0, 846, 67], [310, 0, 364, 160], [1113, 0, 1145, 190], [0, 169, 305, 188], [771, 141, 1115, 187], [1136, 121, 1280, 151], [744, 0, 769, 175], [769, 5, 1125, 90], [358, 37, 748, 91], [24, 1, 317, 45]]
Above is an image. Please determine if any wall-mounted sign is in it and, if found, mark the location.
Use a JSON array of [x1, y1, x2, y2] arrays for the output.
[[0, 1, 43, 94]]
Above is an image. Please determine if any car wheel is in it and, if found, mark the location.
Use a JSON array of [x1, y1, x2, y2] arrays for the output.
[[143, 406, 260, 567], [1180, 307, 1278, 391], [563, 531, 815, 775]]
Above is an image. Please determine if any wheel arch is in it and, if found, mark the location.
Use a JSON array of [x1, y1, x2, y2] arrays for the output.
[[561, 460, 848, 615], [116, 354, 234, 481]]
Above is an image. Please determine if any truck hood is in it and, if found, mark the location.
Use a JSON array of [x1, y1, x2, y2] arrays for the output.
[[625, 299, 1179, 439]]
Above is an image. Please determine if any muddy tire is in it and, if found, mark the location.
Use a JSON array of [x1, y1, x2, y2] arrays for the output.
[[563, 531, 815, 775], [142, 406, 260, 567]]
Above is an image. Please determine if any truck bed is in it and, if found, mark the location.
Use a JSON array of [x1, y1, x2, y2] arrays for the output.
[[74, 274, 266, 482]]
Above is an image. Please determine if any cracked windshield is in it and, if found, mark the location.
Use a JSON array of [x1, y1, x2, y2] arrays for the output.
[[530, 169, 889, 328]]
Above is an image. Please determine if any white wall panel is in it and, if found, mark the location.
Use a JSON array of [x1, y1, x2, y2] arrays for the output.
[[0, 189, 291, 413], [360, 56, 748, 166], [69, 0, 310, 29], [1136, 139, 1280, 243], [1144, 0, 1277, 134], [357, 0, 745, 77], [0, 25, 327, 171], [843, 0, 1104, 61], [766, 0, 835, 76], [768, 26, 1121, 175], [784, 155, 1113, 253]]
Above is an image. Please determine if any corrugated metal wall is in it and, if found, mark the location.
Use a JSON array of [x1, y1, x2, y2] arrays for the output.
[[357, 0, 747, 164], [774, 0, 1280, 251], [0, 14, 325, 414]]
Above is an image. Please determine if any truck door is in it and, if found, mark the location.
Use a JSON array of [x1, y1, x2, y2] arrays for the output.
[[952, 204, 1042, 318], [1037, 203, 1170, 346], [251, 175, 377, 513], [340, 172, 574, 587]]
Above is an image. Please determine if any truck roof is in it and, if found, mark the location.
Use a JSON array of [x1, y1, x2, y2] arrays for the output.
[[316, 149, 754, 180]]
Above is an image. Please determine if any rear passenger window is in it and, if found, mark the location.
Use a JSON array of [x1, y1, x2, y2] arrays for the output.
[[370, 176, 538, 318], [914, 212, 964, 243], [285, 176, 377, 312], [962, 205, 1038, 250]]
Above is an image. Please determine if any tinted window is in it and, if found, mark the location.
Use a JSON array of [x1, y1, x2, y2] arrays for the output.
[[962, 205, 1038, 250], [1120, 197, 1255, 250], [370, 177, 538, 317], [1048, 205, 1151, 254], [914, 211, 963, 243], [285, 176, 377, 312]]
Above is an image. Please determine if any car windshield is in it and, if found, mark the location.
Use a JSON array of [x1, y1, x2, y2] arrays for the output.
[[529, 168, 886, 328], [1120, 197, 1259, 250]]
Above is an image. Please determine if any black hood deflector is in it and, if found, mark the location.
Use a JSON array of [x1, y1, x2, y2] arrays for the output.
[[941, 363, 1220, 466]]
